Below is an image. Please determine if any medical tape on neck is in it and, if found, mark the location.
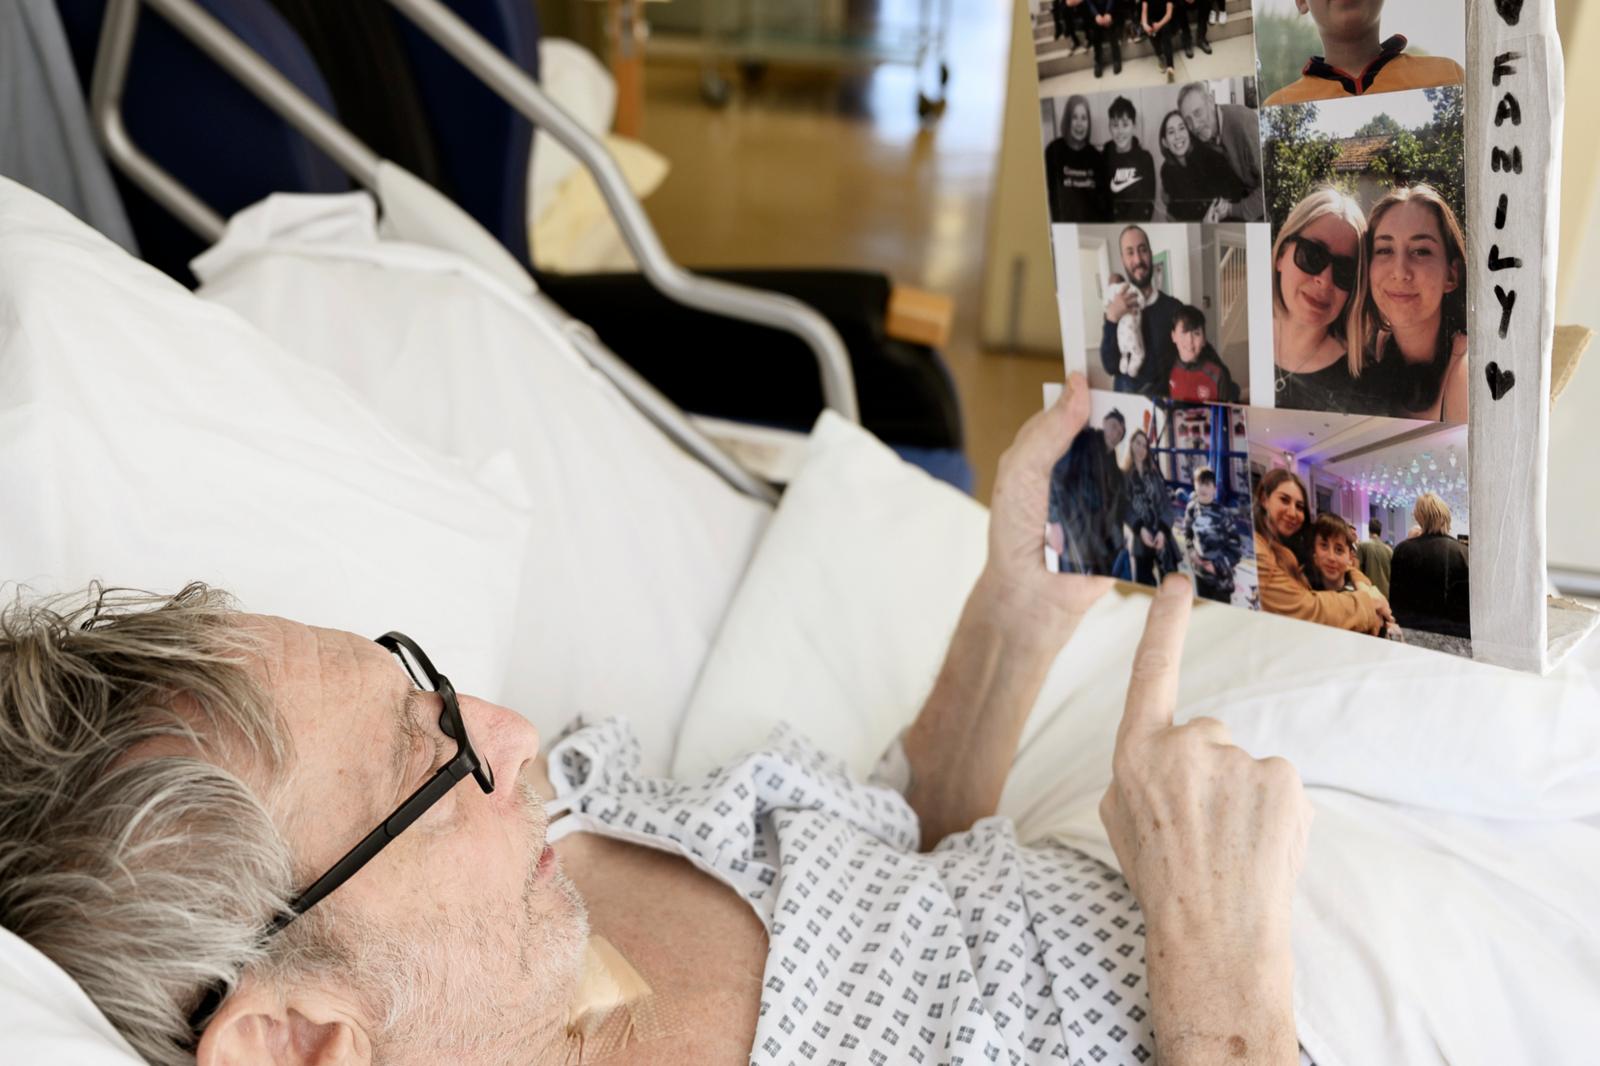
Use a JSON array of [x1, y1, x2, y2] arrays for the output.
[[560, 935, 685, 1062]]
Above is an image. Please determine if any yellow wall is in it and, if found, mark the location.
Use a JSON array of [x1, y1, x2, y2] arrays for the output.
[[979, 0, 1062, 355]]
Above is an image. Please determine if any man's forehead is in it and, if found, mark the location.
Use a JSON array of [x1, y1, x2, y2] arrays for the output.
[[238, 615, 400, 725]]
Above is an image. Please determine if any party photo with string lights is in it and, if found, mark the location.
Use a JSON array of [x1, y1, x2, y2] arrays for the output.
[[1248, 408, 1469, 657]]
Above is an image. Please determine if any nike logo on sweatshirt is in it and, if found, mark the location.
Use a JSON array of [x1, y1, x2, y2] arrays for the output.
[[1108, 168, 1144, 194]]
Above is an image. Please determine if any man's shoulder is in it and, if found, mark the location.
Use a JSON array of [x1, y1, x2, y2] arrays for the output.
[[1385, 54, 1466, 88], [1264, 75, 1339, 106], [1150, 289, 1184, 313], [1219, 103, 1257, 131]]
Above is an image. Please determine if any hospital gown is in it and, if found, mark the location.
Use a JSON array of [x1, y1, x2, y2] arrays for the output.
[[546, 719, 1313, 1066]]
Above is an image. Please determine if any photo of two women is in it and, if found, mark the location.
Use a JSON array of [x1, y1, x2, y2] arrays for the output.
[[1262, 86, 1467, 423]]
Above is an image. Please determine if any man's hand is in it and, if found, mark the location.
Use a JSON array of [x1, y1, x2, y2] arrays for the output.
[[1106, 288, 1140, 324], [985, 374, 1112, 644], [1374, 596, 1395, 627], [1099, 575, 1309, 1064], [903, 375, 1110, 847]]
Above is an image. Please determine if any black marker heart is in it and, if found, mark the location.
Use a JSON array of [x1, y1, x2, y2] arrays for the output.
[[1496, 0, 1523, 25], [1486, 361, 1516, 400]]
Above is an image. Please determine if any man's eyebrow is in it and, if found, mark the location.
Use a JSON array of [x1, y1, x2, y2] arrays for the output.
[[389, 685, 426, 794]]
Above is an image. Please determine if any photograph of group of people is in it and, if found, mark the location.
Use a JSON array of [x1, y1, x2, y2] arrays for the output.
[[1249, 408, 1470, 656], [1036, 0, 1480, 657], [1046, 386, 1258, 609], [1054, 222, 1251, 402], [1033, 0, 1253, 100], [1041, 78, 1264, 223]]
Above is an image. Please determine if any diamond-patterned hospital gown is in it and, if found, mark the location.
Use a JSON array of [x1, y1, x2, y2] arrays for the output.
[[546, 718, 1314, 1066]]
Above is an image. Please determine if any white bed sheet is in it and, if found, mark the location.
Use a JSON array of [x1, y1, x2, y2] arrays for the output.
[[194, 193, 771, 775], [677, 411, 1600, 1066]]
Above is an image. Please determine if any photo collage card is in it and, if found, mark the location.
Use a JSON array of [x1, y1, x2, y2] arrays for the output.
[[1034, 0, 1473, 657]]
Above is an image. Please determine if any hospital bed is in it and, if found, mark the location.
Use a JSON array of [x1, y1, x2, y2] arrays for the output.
[[4, 3, 1600, 1065], [52, 0, 970, 488]]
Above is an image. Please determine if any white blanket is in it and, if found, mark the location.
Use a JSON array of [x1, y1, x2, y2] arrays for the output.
[[678, 412, 1600, 1066]]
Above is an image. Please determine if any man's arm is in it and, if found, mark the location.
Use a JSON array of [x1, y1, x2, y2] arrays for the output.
[[1101, 315, 1123, 376], [902, 377, 1111, 847], [1226, 107, 1266, 221], [1101, 577, 1308, 1065]]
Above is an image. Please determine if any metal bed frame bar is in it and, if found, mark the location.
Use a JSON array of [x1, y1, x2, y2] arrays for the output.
[[87, 0, 869, 502]]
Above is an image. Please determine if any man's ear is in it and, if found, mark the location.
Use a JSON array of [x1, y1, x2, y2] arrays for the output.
[[195, 974, 373, 1066], [1294, 0, 1311, 13]]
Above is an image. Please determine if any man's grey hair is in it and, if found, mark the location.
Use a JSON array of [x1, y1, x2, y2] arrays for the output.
[[1178, 81, 1214, 109], [0, 584, 361, 1064]]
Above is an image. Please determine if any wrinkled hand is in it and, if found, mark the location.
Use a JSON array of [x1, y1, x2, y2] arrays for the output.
[[1140, 528, 1157, 549], [1154, 530, 1167, 552], [987, 374, 1113, 643], [1099, 576, 1312, 950]]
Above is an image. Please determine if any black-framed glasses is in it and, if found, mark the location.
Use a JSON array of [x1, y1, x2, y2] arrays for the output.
[[1290, 235, 1358, 292], [187, 632, 493, 1036]]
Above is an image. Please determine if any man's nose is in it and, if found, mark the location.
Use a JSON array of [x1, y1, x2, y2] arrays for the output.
[[459, 695, 542, 794]]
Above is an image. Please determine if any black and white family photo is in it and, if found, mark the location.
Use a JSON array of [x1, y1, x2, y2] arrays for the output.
[[1041, 78, 1264, 223], [1261, 87, 1467, 422]]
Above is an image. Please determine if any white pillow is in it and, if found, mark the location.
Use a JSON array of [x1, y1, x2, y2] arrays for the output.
[[528, 38, 617, 222], [671, 410, 991, 781], [532, 133, 670, 273], [195, 193, 770, 774], [0, 177, 532, 699], [0, 928, 143, 1065]]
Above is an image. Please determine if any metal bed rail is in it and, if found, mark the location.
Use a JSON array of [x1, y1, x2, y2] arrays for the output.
[[86, 0, 871, 502]]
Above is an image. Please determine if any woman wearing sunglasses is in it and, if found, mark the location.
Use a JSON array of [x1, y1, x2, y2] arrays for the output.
[[1361, 185, 1470, 423], [1270, 186, 1380, 413]]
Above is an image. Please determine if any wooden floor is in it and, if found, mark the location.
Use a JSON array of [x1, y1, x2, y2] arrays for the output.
[[635, 0, 1059, 503]]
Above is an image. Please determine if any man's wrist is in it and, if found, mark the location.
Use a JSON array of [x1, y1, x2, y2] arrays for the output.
[[969, 568, 1085, 656], [1145, 921, 1298, 1064]]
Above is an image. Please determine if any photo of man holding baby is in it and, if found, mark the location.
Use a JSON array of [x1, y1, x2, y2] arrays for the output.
[[1054, 222, 1251, 401]]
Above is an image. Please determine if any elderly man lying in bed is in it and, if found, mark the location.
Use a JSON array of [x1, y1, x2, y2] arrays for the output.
[[0, 377, 1313, 1066]]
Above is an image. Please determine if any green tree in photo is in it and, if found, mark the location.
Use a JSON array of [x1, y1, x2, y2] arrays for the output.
[[1262, 103, 1345, 230], [1353, 113, 1405, 139], [1254, 11, 1326, 101], [1368, 87, 1466, 225]]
